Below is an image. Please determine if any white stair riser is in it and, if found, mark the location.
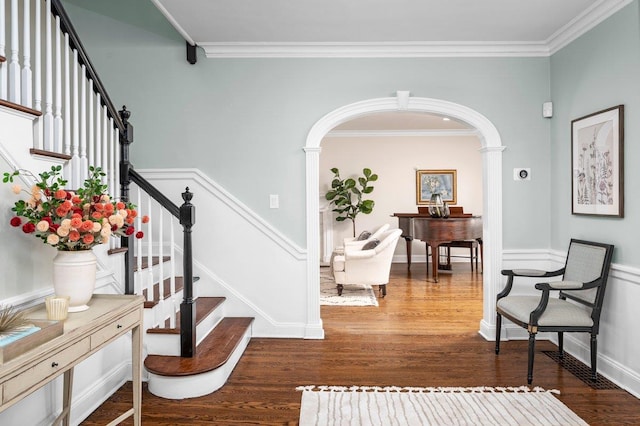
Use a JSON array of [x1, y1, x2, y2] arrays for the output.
[[144, 299, 225, 356], [146, 326, 252, 399]]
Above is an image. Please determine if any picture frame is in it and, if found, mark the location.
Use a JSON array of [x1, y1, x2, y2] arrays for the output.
[[571, 105, 624, 217], [416, 169, 457, 205]]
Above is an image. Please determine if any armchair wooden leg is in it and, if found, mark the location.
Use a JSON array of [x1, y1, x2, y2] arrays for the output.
[[495, 313, 502, 354], [337, 284, 343, 296], [591, 334, 598, 381], [379, 284, 386, 297], [527, 332, 536, 384]]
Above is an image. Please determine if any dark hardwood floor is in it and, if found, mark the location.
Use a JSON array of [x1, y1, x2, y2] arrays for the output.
[[83, 263, 640, 425]]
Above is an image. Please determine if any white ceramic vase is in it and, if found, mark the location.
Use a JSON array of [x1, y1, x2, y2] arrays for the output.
[[52, 250, 97, 312]]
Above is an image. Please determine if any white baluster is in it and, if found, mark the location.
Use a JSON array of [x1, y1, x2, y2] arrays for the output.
[[158, 205, 165, 319], [43, 0, 54, 150], [146, 193, 154, 311], [53, 18, 63, 153], [94, 92, 101, 167], [71, 49, 80, 187], [21, 0, 32, 108], [136, 189, 144, 300], [33, 0, 43, 149], [88, 87, 94, 167], [134, 187, 144, 301], [109, 119, 116, 196], [8, 0, 20, 103], [79, 66, 88, 179], [169, 218, 176, 328], [34, 0, 42, 112], [0, 0, 7, 99], [101, 105, 108, 181]]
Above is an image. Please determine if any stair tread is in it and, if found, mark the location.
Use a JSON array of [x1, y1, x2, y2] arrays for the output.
[[134, 256, 171, 271], [142, 276, 200, 306], [147, 297, 225, 334], [1, 99, 42, 116], [144, 317, 254, 376]]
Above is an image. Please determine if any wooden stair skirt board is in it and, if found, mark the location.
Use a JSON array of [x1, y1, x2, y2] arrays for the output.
[[144, 317, 254, 399], [144, 297, 226, 356]]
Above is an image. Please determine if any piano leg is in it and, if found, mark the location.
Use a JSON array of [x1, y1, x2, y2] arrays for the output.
[[404, 237, 413, 270], [429, 243, 441, 283]]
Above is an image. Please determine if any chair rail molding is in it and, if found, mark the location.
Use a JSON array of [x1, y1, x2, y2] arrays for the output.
[[305, 93, 504, 340]]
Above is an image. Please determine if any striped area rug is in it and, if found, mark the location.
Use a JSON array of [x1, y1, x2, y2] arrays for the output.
[[297, 386, 588, 426]]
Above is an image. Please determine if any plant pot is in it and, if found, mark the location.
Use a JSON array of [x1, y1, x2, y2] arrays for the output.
[[52, 250, 97, 312]]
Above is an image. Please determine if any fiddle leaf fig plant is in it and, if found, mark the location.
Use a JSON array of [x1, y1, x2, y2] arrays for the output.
[[325, 167, 378, 236]]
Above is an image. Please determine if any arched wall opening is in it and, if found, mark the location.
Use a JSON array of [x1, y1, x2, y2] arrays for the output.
[[304, 93, 504, 340]]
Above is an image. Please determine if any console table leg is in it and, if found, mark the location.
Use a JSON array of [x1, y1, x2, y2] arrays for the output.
[[60, 369, 73, 426]]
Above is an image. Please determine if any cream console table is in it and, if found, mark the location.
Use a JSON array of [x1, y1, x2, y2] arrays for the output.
[[0, 294, 144, 425]]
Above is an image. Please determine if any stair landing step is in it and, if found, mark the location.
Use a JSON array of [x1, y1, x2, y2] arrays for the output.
[[144, 317, 253, 377], [147, 296, 225, 334]]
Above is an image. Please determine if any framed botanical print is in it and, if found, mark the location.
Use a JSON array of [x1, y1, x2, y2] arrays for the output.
[[416, 169, 457, 205], [571, 105, 624, 217]]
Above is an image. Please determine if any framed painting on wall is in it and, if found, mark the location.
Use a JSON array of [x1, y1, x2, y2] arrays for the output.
[[416, 169, 457, 205], [571, 105, 624, 217]]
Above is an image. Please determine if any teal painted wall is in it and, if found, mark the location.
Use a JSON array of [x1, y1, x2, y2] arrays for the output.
[[62, 0, 552, 248], [550, 1, 640, 264]]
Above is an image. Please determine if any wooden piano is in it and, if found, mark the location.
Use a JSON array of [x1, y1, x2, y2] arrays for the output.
[[393, 208, 482, 282]]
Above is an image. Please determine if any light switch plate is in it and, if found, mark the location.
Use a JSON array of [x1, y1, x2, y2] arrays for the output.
[[269, 194, 279, 208]]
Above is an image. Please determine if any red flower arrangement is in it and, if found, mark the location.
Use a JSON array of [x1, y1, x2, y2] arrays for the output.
[[3, 165, 148, 251]]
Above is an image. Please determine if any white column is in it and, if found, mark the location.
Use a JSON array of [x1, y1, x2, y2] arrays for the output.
[[479, 145, 505, 339], [21, 0, 32, 108], [88, 86, 95, 167], [304, 146, 324, 339]]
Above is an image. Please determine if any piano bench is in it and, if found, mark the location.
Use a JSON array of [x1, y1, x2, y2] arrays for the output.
[[440, 240, 481, 272]]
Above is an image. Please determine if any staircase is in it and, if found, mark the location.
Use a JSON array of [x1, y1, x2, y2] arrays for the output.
[[0, 0, 253, 400]]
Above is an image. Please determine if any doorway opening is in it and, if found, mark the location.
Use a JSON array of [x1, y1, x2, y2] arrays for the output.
[[304, 94, 504, 340]]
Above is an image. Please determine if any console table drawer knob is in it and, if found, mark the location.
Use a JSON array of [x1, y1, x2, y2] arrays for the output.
[[51, 362, 59, 368], [117, 324, 123, 329]]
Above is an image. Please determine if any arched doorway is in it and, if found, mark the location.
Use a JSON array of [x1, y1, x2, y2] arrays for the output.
[[304, 93, 504, 340]]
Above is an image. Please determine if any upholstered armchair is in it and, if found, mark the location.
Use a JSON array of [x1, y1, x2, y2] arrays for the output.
[[495, 239, 614, 384], [332, 228, 402, 297]]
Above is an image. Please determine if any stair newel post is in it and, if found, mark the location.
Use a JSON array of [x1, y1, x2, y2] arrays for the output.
[[180, 187, 196, 357], [118, 106, 135, 295]]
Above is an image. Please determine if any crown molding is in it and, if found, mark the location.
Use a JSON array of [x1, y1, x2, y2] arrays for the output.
[[190, 0, 630, 59], [201, 41, 551, 58], [547, 0, 633, 54], [326, 129, 480, 138]]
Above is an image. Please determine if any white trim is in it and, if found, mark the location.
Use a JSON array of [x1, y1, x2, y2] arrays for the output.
[[166, 0, 631, 58], [326, 129, 480, 138], [149, 0, 195, 46], [201, 41, 550, 58], [138, 168, 306, 260], [547, 0, 633, 54], [305, 94, 504, 341]]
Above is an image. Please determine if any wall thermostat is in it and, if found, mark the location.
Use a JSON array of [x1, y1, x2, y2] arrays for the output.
[[514, 168, 531, 180]]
